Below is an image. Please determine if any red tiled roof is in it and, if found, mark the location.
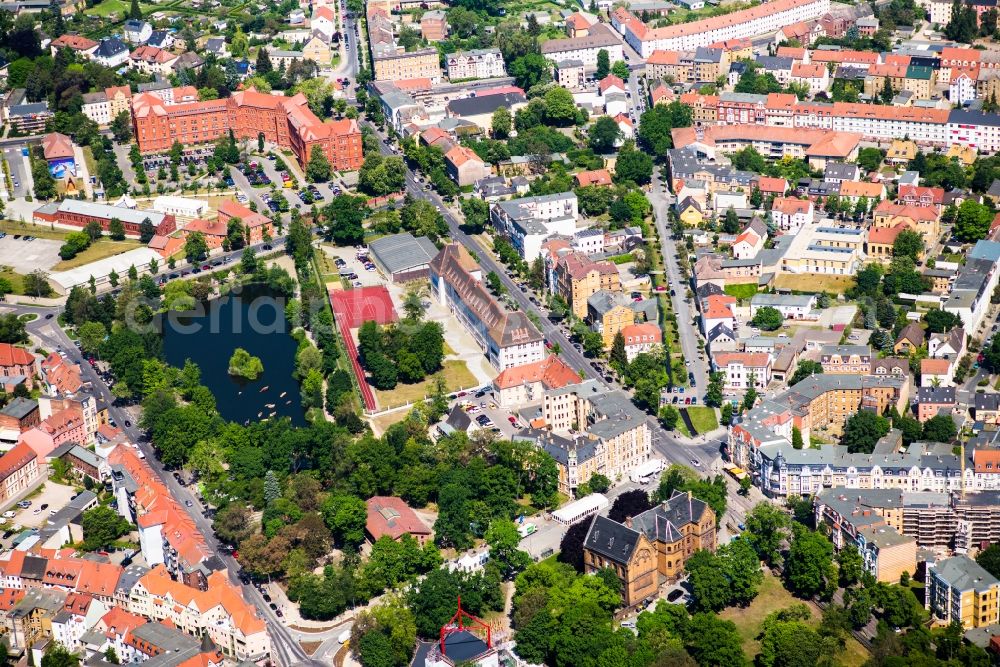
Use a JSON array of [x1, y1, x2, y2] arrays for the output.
[[714, 352, 771, 368], [772, 197, 812, 215], [0, 344, 33, 368], [921, 358, 951, 375], [366, 496, 431, 540], [575, 168, 612, 186], [621, 322, 661, 345], [494, 354, 580, 390], [52, 34, 98, 50]]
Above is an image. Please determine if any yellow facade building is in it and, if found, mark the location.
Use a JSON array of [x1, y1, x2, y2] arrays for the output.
[[928, 556, 1000, 629]]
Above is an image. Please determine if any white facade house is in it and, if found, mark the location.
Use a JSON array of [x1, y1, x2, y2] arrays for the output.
[[491, 192, 580, 262], [123, 19, 153, 45], [950, 73, 977, 105], [750, 293, 817, 319], [81, 92, 110, 126], [446, 49, 506, 80], [713, 352, 772, 390], [92, 38, 130, 68], [151, 196, 209, 222], [770, 197, 814, 232]]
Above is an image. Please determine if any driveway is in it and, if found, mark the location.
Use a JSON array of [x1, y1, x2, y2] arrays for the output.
[[4, 148, 27, 198]]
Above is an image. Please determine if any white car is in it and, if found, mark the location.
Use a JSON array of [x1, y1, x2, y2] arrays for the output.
[[3, 511, 15, 519]]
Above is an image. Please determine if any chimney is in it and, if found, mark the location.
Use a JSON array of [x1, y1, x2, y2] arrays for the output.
[[624, 517, 632, 528]]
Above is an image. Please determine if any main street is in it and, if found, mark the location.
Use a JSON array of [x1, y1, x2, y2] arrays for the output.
[[367, 124, 724, 465]]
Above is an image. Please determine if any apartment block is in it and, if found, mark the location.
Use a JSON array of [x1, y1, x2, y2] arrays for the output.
[[553, 251, 621, 319], [815, 490, 917, 583], [445, 48, 505, 80], [373, 48, 442, 83], [525, 380, 652, 495], [928, 556, 1000, 629], [491, 193, 579, 262], [541, 24, 623, 69]]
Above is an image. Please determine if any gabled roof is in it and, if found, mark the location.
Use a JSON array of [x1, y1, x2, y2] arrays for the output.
[[493, 354, 579, 390], [583, 514, 641, 565]]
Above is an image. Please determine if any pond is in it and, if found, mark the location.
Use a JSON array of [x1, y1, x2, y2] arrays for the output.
[[161, 287, 306, 426]]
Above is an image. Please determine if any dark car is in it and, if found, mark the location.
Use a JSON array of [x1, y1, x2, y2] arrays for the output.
[[45, 313, 54, 319]]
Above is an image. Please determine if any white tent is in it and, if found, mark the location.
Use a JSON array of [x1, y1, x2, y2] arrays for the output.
[[552, 493, 609, 525]]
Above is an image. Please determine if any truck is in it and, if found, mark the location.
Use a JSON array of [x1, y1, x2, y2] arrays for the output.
[[629, 458, 666, 485], [517, 522, 537, 539]]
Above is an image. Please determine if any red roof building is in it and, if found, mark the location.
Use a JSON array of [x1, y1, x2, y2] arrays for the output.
[[366, 496, 432, 545], [0, 344, 35, 390], [132, 88, 362, 172]]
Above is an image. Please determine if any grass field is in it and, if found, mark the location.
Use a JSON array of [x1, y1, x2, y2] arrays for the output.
[[677, 406, 718, 436], [373, 360, 476, 410], [725, 283, 758, 300], [720, 572, 869, 666], [0, 220, 69, 241], [0, 267, 25, 295], [53, 239, 141, 271], [85, 0, 129, 16], [774, 274, 855, 294]]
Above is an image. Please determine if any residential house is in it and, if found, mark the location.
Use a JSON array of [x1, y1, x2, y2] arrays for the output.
[[620, 323, 662, 361], [921, 358, 954, 387], [917, 386, 956, 422], [554, 251, 621, 319], [771, 197, 814, 232], [894, 323, 925, 355], [492, 354, 580, 408], [713, 352, 771, 390], [445, 146, 489, 187], [820, 345, 872, 374]]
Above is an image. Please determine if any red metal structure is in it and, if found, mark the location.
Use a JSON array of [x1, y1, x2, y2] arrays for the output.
[[439, 596, 492, 657]]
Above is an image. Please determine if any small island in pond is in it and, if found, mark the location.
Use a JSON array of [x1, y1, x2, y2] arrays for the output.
[[228, 348, 264, 380]]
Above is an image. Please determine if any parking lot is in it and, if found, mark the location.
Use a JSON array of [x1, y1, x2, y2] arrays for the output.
[[446, 386, 524, 439], [322, 245, 384, 287], [1, 480, 78, 531], [0, 234, 62, 273]]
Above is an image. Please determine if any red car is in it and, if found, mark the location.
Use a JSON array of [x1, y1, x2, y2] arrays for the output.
[[507, 416, 517, 423], [685, 397, 691, 405]]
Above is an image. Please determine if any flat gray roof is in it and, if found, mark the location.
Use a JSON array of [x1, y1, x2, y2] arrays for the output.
[[368, 232, 439, 275]]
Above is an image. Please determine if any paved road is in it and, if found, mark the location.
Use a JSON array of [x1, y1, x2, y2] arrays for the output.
[[648, 172, 711, 395], [372, 136, 605, 385]]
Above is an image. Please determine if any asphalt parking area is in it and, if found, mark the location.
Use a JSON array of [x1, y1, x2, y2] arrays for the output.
[[0, 236, 62, 273], [324, 246, 384, 287], [3, 480, 78, 529]]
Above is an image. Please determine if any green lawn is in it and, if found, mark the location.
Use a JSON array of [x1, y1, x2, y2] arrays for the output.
[[0, 220, 69, 241], [719, 571, 869, 666], [53, 239, 141, 271], [724, 283, 758, 300], [373, 360, 477, 411], [85, 0, 129, 16], [677, 406, 718, 436]]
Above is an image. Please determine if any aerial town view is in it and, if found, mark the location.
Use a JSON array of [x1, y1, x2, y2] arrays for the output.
[[6, 0, 1000, 663]]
